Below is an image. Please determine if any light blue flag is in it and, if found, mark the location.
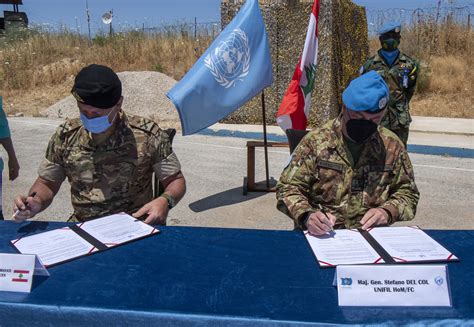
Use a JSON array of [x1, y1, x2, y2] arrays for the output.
[[167, 0, 274, 135]]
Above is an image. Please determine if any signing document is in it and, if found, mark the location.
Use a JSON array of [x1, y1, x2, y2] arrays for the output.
[[305, 227, 457, 267], [77, 213, 158, 247], [12, 228, 98, 267], [12, 213, 159, 267], [304, 230, 383, 267], [368, 226, 458, 263]]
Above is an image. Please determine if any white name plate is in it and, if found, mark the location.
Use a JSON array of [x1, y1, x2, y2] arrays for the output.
[[0, 253, 36, 293], [337, 265, 451, 307]]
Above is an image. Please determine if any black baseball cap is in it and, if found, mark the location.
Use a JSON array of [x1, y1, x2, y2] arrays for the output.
[[71, 64, 122, 109]]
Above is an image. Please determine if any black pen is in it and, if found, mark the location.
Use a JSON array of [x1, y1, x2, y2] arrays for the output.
[[13, 192, 37, 218], [317, 203, 334, 232]]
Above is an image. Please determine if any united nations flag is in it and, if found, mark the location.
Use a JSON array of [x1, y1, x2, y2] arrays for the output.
[[167, 0, 274, 135]]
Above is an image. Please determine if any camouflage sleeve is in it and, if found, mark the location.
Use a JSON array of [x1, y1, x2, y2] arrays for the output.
[[276, 138, 317, 228], [151, 130, 181, 182], [360, 58, 373, 75], [37, 128, 66, 183], [382, 150, 420, 223]]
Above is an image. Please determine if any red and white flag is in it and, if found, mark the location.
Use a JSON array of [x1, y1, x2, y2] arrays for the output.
[[276, 0, 320, 131], [12, 269, 30, 283]]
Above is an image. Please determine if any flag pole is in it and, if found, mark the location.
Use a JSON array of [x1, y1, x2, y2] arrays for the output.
[[261, 90, 270, 188]]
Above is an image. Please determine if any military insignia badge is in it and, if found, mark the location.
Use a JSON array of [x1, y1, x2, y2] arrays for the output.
[[378, 96, 388, 109]]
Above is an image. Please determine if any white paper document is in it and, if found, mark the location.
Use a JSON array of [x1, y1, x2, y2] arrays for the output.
[[77, 212, 159, 247], [337, 265, 452, 307], [11, 213, 160, 267], [304, 230, 383, 267], [369, 226, 457, 262], [11, 228, 97, 267]]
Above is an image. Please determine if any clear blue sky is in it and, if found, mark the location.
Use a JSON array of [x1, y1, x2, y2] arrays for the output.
[[1, 0, 472, 34]]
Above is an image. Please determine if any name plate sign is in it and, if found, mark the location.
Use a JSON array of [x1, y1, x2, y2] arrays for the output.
[[337, 265, 451, 307], [0, 253, 36, 293]]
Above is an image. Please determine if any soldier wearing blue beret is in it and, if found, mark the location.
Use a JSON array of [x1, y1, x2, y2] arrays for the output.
[[277, 72, 420, 235], [360, 22, 420, 147]]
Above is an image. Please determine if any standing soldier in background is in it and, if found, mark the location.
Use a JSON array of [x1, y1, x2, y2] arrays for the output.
[[360, 22, 419, 147]]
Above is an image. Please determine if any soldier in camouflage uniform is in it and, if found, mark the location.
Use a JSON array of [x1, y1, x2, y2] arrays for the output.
[[360, 22, 419, 147], [13, 64, 186, 224], [276, 71, 419, 235]]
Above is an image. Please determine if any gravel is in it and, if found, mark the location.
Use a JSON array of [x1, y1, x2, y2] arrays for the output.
[[40, 71, 181, 129]]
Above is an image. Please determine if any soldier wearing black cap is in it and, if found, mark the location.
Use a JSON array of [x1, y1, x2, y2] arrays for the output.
[[13, 64, 186, 224]]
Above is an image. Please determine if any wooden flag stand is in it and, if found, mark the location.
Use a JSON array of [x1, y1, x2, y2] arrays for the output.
[[242, 91, 288, 195]]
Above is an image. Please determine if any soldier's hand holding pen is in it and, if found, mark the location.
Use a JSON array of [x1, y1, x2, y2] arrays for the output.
[[304, 204, 336, 236], [13, 192, 42, 222]]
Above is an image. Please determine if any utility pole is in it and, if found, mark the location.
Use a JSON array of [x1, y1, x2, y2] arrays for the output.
[[110, 9, 114, 36], [86, 0, 92, 42], [194, 16, 197, 39]]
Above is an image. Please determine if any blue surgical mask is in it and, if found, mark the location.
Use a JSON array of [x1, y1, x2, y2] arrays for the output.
[[380, 49, 400, 67], [80, 109, 118, 134]]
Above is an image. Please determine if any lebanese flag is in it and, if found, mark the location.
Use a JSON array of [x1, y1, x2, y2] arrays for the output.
[[12, 269, 30, 283], [276, 0, 320, 131]]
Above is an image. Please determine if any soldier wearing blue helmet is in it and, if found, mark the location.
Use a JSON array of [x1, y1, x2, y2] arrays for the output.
[[277, 72, 419, 235], [360, 22, 420, 147]]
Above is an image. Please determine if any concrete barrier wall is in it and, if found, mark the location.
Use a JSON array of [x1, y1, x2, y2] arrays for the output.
[[221, 0, 368, 127]]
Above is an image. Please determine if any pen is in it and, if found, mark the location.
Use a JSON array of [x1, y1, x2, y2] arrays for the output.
[[13, 192, 37, 219], [317, 203, 334, 232]]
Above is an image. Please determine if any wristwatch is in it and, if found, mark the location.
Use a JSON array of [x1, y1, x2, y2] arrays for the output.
[[160, 192, 176, 209]]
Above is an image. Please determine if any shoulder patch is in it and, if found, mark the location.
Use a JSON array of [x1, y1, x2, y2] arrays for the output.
[[128, 115, 160, 135], [59, 118, 82, 135]]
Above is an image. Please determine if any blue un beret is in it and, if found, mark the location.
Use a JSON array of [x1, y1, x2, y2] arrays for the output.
[[342, 71, 390, 112], [379, 22, 401, 35]]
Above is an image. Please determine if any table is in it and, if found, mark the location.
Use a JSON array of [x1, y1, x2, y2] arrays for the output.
[[0, 221, 473, 326]]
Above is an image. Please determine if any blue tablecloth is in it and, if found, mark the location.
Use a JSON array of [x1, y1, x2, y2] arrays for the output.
[[0, 221, 473, 326]]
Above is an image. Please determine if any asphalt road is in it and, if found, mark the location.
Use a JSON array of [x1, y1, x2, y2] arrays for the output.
[[3, 117, 473, 230]]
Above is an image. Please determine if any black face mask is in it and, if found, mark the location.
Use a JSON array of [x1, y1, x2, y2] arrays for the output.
[[346, 119, 378, 143], [380, 32, 401, 52]]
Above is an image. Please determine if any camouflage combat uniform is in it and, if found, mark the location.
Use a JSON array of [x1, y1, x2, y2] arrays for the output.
[[276, 117, 419, 230], [38, 112, 181, 222], [361, 51, 419, 146]]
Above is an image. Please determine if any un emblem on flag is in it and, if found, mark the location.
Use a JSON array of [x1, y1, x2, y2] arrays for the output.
[[205, 28, 250, 88]]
